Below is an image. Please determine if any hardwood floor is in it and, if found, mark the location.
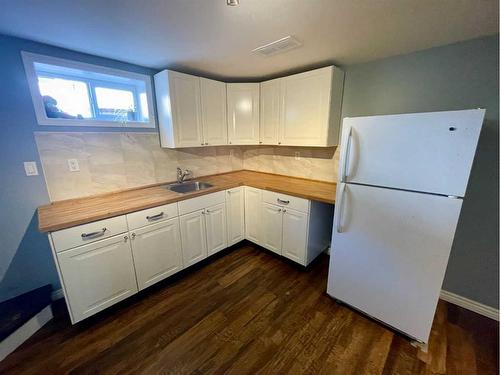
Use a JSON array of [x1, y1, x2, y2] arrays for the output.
[[1, 243, 498, 374]]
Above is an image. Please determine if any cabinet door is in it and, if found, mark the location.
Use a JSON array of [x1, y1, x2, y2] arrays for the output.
[[57, 234, 138, 323], [261, 202, 283, 255], [205, 203, 227, 255], [280, 66, 332, 146], [245, 187, 262, 244], [227, 83, 260, 144], [200, 77, 227, 146], [179, 210, 207, 267], [260, 79, 281, 145], [169, 71, 204, 147], [282, 208, 308, 265], [226, 188, 245, 246], [131, 218, 183, 291]]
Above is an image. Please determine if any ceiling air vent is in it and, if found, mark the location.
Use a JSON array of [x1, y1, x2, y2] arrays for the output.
[[252, 36, 302, 57]]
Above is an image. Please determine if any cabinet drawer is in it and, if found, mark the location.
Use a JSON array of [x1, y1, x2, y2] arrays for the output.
[[126, 203, 178, 230], [262, 190, 310, 213], [178, 191, 225, 215], [51, 216, 128, 252]]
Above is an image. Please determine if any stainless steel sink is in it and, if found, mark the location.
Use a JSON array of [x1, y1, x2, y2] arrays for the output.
[[166, 181, 214, 194]]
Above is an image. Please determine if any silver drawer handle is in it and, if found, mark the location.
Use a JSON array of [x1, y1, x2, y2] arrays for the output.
[[205, 209, 214, 214], [277, 198, 290, 205], [81, 228, 107, 239], [146, 212, 165, 221]]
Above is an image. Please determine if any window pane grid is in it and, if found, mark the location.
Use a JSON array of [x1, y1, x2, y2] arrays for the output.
[[23, 52, 155, 128]]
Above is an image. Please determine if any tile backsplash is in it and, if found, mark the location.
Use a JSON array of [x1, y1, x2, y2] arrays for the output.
[[242, 146, 339, 183], [35, 132, 339, 202], [35, 132, 243, 201]]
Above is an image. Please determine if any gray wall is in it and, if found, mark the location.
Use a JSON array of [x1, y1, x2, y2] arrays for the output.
[[342, 34, 499, 308], [0, 34, 156, 302]]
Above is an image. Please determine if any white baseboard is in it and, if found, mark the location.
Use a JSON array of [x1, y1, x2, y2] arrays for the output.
[[0, 305, 53, 361], [51, 289, 64, 301], [440, 290, 499, 321]]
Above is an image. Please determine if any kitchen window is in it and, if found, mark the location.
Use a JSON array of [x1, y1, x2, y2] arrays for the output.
[[22, 51, 156, 128]]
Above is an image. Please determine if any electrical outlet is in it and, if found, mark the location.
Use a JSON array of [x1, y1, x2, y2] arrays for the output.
[[68, 159, 80, 172], [294, 151, 301, 160], [23, 161, 39, 176], [230, 149, 234, 157]]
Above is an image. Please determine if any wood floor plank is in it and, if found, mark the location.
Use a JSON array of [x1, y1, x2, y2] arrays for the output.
[[0, 243, 496, 374]]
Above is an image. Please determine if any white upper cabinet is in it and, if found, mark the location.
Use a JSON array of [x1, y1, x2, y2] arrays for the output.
[[227, 83, 260, 144], [200, 77, 227, 146], [155, 66, 344, 148], [259, 79, 281, 145], [260, 66, 345, 147], [155, 70, 204, 148], [155, 70, 228, 148]]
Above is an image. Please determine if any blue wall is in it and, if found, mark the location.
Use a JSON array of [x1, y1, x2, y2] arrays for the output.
[[342, 34, 499, 308], [0, 34, 157, 302]]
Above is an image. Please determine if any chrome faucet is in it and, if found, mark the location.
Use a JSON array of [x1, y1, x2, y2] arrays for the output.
[[176, 167, 192, 183]]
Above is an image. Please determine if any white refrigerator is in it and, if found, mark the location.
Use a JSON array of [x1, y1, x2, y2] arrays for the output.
[[327, 109, 485, 343]]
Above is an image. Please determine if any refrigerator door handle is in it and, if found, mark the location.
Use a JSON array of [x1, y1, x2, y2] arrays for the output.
[[340, 127, 353, 183], [336, 183, 347, 233]]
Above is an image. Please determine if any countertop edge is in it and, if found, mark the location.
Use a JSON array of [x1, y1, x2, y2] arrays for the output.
[[38, 171, 336, 233]]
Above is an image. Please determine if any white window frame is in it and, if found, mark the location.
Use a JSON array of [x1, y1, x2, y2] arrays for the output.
[[21, 51, 156, 128]]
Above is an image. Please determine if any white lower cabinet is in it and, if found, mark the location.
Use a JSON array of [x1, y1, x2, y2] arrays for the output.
[[130, 218, 183, 291], [244, 187, 262, 244], [261, 203, 283, 255], [205, 203, 227, 255], [259, 192, 333, 266], [56, 234, 138, 323], [226, 187, 245, 246], [179, 209, 208, 267], [282, 208, 309, 264], [51, 186, 333, 324]]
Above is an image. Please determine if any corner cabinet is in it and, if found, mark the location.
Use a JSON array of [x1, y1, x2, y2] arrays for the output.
[[260, 66, 345, 147], [226, 83, 260, 145], [154, 70, 227, 148]]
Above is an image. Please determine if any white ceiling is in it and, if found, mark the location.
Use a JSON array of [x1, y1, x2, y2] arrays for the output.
[[0, 0, 498, 80]]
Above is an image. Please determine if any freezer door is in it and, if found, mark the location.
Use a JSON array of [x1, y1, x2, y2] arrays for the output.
[[327, 183, 462, 342], [339, 109, 484, 197]]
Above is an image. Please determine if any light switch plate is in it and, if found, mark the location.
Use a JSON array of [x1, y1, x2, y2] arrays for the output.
[[67, 159, 80, 172], [24, 161, 39, 176]]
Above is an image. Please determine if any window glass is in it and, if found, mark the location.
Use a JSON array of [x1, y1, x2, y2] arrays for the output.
[[94, 87, 136, 121], [38, 76, 92, 119]]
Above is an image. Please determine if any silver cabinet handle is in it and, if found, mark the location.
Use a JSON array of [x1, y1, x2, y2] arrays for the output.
[[270, 207, 281, 212], [205, 209, 214, 214], [336, 184, 347, 233], [81, 228, 107, 239], [277, 198, 289, 205], [282, 209, 287, 213], [131, 233, 136, 240], [340, 127, 353, 183], [124, 235, 129, 242], [146, 212, 164, 221]]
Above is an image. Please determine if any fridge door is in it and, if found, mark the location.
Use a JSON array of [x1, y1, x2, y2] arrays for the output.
[[328, 183, 462, 342], [339, 109, 484, 197]]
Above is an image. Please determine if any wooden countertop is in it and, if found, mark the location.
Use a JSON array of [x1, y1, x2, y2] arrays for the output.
[[38, 170, 336, 233]]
